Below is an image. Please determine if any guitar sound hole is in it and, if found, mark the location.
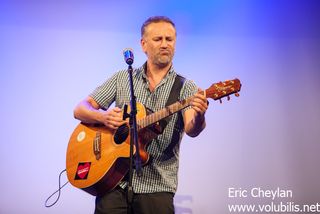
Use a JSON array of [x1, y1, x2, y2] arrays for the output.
[[114, 124, 129, 144]]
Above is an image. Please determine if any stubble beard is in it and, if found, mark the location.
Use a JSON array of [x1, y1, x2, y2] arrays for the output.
[[153, 52, 174, 69]]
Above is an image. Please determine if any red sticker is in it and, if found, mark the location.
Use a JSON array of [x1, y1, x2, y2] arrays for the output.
[[75, 162, 91, 180]]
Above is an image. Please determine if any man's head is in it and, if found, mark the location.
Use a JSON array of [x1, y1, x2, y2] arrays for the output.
[[140, 16, 176, 69]]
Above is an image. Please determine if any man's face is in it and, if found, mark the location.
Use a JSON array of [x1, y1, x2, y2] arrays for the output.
[[141, 22, 176, 68]]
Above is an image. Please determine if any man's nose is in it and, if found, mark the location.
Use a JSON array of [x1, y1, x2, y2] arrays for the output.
[[160, 39, 168, 48]]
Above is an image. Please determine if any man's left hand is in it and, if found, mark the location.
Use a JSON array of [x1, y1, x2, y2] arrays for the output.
[[190, 89, 208, 117]]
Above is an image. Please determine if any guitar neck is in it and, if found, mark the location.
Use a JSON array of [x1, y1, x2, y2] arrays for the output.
[[136, 78, 242, 130], [137, 96, 193, 130]]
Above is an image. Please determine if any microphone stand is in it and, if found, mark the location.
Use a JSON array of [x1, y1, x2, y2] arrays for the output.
[[124, 64, 143, 211]]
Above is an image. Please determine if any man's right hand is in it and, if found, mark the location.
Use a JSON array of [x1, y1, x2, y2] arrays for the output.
[[101, 107, 126, 130], [74, 96, 126, 130]]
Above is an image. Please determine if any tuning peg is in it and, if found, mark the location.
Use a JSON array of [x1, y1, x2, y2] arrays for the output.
[[227, 96, 230, 101], [235, 93, 240, 97], [219, 99, 222, 104]]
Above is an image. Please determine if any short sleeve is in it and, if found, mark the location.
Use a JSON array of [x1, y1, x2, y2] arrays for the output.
[[90, 72, 118, 110]]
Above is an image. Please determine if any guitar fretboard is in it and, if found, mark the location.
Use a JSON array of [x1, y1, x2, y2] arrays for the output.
[[135, 78, 241, 130], [137, 97, 193, 130]]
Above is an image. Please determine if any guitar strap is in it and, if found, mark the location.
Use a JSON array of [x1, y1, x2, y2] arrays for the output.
[[154, 74, 185, 133], [168, 74, 186, 126], [166, 74, 186, 106]]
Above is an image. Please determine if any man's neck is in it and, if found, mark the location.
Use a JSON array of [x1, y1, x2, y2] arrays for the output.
[[146, 61, 171, 79], [146, 61, 172, 91]]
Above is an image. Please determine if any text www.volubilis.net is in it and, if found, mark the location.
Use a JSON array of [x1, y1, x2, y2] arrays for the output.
[[228, 202, 320, 213]]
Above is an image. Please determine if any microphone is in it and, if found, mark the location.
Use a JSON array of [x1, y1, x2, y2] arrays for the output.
[[123, 48, 134, 65]]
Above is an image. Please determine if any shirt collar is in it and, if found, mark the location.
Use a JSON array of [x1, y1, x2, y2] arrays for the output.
[[141, 61, 175, 80]]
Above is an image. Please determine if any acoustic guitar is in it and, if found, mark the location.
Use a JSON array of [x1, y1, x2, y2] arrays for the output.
[[66, 78, 241, 196]]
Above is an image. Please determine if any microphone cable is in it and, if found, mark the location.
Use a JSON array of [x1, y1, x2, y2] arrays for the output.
[[44, 169, 69, 208]]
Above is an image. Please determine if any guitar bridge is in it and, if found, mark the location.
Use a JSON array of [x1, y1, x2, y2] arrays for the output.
[[93, 131, 101, 160]]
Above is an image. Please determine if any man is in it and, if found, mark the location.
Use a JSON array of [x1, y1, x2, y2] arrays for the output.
[[74, 16, 208, 214]]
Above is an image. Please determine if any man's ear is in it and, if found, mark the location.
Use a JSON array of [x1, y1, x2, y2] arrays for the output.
[[141, 38, 147, 54]]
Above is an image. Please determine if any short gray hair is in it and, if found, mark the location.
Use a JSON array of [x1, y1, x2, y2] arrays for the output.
[[141, 16, 176, 37]]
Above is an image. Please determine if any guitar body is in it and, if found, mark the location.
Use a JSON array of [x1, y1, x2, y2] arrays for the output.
[[66, 102, 149, 196]]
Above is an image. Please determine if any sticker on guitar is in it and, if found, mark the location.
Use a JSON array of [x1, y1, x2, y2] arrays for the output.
[[77, 131, 86, 142], [75, 162, 91, 180]]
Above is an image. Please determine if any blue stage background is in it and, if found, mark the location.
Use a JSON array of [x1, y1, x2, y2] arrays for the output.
[[1, 0, 319, 213]]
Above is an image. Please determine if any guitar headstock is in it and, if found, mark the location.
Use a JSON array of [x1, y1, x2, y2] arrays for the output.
[[205, 78, 242, 102]]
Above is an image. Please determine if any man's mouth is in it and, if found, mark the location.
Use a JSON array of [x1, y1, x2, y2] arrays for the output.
[[160, 51, 170, 55]]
